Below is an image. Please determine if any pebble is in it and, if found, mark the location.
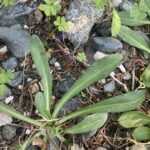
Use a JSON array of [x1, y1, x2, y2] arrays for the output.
[[27, 145, 41, 150], [18, 84, 23, 90], [0, 46, 8, 55], [111, 0, 122, 7], [58, 75, 75, 93], [0, 113, 12, 126], [8, 71, 23, 87], [49, 57, 57, 65], [94, 147, 107, 150], [54, 62, 61, 68], [123, 72, 131, 80], [130, 144, 148, 150], [2, 125, 17, 141], [66, 0, 104, 47], [25, 129, 31, 135], [93, 51, 107, 61], [89, 37, 123, 53], [2, 57, 18, 70], [95, 23, 111, 37], [118, 64, 126, 73], [34, 9, 43, 22], [27, 78, 33, 82], [120, 1, 132, 11], [0, 86, 12, 100], [4, 96, 14, 104], [71, 144, 85, 150], [0, 26, 30, 58], [0, 2, 33, 27], [29, 82, 40, 94], [104, 80, 116, 93]]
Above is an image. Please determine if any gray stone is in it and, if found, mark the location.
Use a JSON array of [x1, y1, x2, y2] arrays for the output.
[[2, 125, 17, 141], [66, 0, 104, 47], [49, 57, 57, 65], [0, 26, 30, 58], [104, 80, 116, 93], [58, 75, 75, 93], [0, 2, 33, 27], [120, 1, 132, 11], [2, 57, 18, 70], [95, 23, 111, 37], [27, 145, 41, 150], [8, 71, 23, 87], [89, 37, 123, 53], [0, 86, 12, 100]]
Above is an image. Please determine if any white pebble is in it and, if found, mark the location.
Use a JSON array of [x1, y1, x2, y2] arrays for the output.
[[0, 46, 8, 55], [18, 85, 23, 90], [25, 129, 31, 135], [24, 25, 29, 29], [118, 64, 126, 73], [27, 78, 32, 82], [93, 51, 107, 61], [54, 62, 61, 68], [5, 96, 14, 104]]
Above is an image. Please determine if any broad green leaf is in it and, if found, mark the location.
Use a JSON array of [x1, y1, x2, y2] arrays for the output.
[[118, 26, 150, 53], [93, 0, 108, 9], [39, 4, 51, 16], [145, 0, 150, 11], [30, 35, 52, 115], [0, 102, 42, 127], [119, 11, 150, 26], [65, 113, 108, 134], [35, 92, 51, 119], [118, 111, 150, 128], [57, 90, 146, 125], [133, 126, 150, 141], [52, 54, 123, 118], [111, 9, 121, 37], [140, 64, 150, 87], [139, 0, 150, 16], [76, 52, 87, 62]]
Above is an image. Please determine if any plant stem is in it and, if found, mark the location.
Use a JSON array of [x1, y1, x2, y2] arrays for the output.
[[0, 102, 43, 127]]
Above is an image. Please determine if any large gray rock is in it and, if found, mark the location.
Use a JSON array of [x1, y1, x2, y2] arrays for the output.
[[0, 26, 30, 58], [0, 2, 33, 27], [88, 37, 123, 53], [66, 0, 104, 47]]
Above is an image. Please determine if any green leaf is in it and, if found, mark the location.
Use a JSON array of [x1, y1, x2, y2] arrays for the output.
[[76, 52, 87, 62], [93, 0, 108, 9], [57, 90, 146, 125], [139, 0, 150, 16], [0, 102, 42, 127], [118, 111, 150, 128], [30, 35, 52, 116], [65, 113, 108, 134], [0, 84, 6, 95], [133, 126, 150, 141], [118, 25, 150, 53], [39, 4, 51, 16], [52, 54, 123, 118], [35, 92, 51, 119], [111, 9, 121, 37], [140, 64, 150, 87], [119, 11, 150, 26]]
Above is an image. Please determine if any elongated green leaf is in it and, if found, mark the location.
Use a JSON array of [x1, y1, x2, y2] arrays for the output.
[[57, 90, 146, 125], [65, 113, 108, 134], [133, 126, 150, 141], [112, 9, 121, 37], [52, 54, 123, 118], [119, 11, 150, 26], [118, 26, 150, 53], [30, 35, 52, 115], [0, 102, 42, 127], [35, 92, 51, 119], [118, 111, 150, 128]]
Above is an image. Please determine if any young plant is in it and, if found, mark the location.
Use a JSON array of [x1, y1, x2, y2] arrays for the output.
[[119, 111, 150, 141], [93, 0, 108, 9], [0, 0, 14, 7], [0, 69, 14, 96], [0, 35, 146, 149]]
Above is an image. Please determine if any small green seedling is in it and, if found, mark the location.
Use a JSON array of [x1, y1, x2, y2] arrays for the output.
[[76, 52, 87, 63], [1, 0, 14, 7], [39, 0, 61, 16], [0, 35, 146, 150], [93, 0, 108, 9], [0, 69, 14, 95], [119, 111, 150, 141], [54, 16, 68, 32]]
